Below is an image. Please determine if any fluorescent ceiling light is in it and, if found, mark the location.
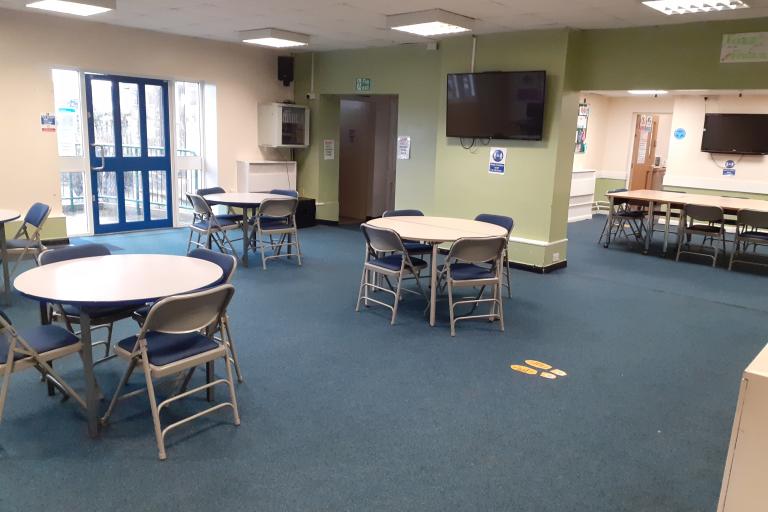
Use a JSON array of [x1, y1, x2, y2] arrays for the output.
[[642, 0, 749, 15], [387, 9, 474, 37], [628, 90, 669, 95], [240, 28, 309, 48], [26, 0, 114, 16]]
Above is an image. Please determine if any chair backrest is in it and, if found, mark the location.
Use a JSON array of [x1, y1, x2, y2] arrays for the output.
[[259, 197, 298, 218], [475, 214, 514, 235], [0, 309, 11, 328], [361, 224, 406, 254], [447, 236, 506, 265], [188, 248, 237, 284], [187, 193, 214, 217], [685, 204, 723, 223], [141, 284, 235, 336], [737, 209, 768, 230], [23, 203, 51, 229], [197, 186, 225, 196], [270, 189, 299, 198], [382, 209, 424, 218], [39, 243, 111, 266]]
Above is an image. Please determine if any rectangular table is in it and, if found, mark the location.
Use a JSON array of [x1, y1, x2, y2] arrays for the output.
[[606, 189, 768, 254]]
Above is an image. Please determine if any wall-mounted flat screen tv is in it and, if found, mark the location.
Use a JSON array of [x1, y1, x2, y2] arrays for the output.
[[701, 113, 768, 155], [446, 71, 546, 140]]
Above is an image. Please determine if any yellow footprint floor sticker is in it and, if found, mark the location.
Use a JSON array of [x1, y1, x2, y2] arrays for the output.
[[511, 360, 568, 380]]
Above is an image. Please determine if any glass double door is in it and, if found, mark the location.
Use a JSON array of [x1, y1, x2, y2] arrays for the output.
[[85, 74, 172, 233]]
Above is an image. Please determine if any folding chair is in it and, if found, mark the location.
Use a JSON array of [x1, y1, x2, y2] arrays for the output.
[[381, 209, 432, 257], [599, 189, 646, 249], [435, 236, 506, 337], [270, 189, 298, 197], [6, 202, 50, 277], [475, 214, 514, 298], [197, 186, 243, 225], [729, 209, 768, 271], [0, 309, 85, 422], [186, 194, 239, 255], [250, 197, 302, 270], [676, 204, 726, 267], [102, 284, 240, 461], [39, 244, 136, 363], [132, 248, 243, 383], [356, 224, 428, 325]]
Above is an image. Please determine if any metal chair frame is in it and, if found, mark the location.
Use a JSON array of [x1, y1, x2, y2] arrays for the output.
[[250, 198, 303, 270], [6, 203, 51, 277], [0, 312, 85, 422], [186, 194, 239, 256], [101, 284, 240, 461], [356, 225, 428, 325], [676, 204, 726, 267], [435, 237, 506, 337], [475, 214, 514, 298], [729, 209, 768, 271], [599, 190, 647, 249]]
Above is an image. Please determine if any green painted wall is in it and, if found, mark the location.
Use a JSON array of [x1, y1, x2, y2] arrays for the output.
[[571, 18, 768, 91], [663, 186, 768, 200], [595, 178, 627, 202]]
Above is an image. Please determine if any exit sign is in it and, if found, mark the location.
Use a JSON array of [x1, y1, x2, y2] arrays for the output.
[[355, 78, 371, 92]]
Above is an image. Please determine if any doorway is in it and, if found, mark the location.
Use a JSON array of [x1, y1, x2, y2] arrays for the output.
[[85, 73, 173, 234], [628, 112, 672, 190], [338, 95, 398, 223]]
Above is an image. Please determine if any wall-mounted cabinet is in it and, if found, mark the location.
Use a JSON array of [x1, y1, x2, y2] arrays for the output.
[[258, 103, 309, 148]]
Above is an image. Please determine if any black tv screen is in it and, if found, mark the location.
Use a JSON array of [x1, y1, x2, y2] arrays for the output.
[[701, 114, 768, 155], [446, 71, 546, 140]]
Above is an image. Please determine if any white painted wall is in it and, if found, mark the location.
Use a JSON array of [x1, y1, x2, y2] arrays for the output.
[[572, 93, 609, 172], [665, 95, 768, 193], [0, 8, 291, 221]]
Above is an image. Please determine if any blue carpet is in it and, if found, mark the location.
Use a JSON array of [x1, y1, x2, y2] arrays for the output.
[[0, 218, 765, 511]]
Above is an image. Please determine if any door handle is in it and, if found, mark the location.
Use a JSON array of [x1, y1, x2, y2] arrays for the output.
[[90, 143, 105, 171]]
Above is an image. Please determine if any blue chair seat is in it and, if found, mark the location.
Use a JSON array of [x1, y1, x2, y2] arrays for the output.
[[741, 230, 768, 241], [688, 224, 722, 233], [0, 325, 79, 364], [61, 304, 135, 320], [616, 210, 645, 219], [5, 239, 39, 249], [369, 254, 427, 271], [215, 214, 242, 223], [254, 217, 290, 230], [442, 263, 496, 281], [404, 242, 432, 254], [117, 332, 219, 367], [193, 218, 237, 230]]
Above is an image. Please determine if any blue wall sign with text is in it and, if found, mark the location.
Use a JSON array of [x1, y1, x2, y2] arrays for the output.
[[674, 128, 686, 140], [723, 159, 736, 176], [489, 148, 506, 175]]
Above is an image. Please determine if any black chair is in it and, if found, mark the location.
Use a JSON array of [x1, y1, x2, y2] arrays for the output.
[[475, 214, 514, 297], [729, 209, 768, 271], [676, 204, 726, 267], [599, 189, 647, 249]]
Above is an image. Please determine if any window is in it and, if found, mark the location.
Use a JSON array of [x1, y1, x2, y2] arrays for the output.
[[51, 69, 83, 157], [175, 82, 201, 157], [59, 170, 88, 234]]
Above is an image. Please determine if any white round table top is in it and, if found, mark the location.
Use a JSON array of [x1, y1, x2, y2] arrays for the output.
[[366, 216, 508, 243], [14, 254, 223, 307], [0, 209, 20, 224], [204, 192, 288, 207]]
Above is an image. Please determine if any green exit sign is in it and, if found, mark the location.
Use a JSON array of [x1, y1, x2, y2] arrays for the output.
[[355, 78, 371, 92]]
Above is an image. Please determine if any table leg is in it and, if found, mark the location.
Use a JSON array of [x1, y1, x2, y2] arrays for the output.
[[79, 311, 99, 438], [241, 208, 249, 268], [644, 200, 654, 254], [38, 302, 56, 396], [1, 226, 9, 306], [663, 204, 671, 254], [429, 244, 438, 327]]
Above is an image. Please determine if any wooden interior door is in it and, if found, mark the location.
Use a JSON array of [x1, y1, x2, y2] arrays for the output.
[[629, 114, 659, 191], [339, 99, 375, 222]]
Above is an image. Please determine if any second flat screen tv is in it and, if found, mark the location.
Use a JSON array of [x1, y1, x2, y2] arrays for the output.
[[701, 113, 768, 155], [446, 71, 546, 140]]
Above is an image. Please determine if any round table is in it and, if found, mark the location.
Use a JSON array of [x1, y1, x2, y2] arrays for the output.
[[204, 192, 288, 267], [0, 209, 21, 305], [366, 216, 508, 326], [14, 254, 223, 437]]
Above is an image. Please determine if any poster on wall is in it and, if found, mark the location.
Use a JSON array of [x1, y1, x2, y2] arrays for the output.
[[721, 32, 768, 63], [323, 139, 335, 160], [397, 136, 411, 160], [488, 147, 506, 175], [723, 159, 737, 176], [40, 112, 56, 133]]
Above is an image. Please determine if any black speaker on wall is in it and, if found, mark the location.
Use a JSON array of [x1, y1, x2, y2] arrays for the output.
[[278, 56, 294, 86]]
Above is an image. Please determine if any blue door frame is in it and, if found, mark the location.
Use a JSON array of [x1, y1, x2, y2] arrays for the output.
[[85, 73, 173, 234]]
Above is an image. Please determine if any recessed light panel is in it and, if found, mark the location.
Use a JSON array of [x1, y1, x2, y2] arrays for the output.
[[628, 90, 669, 95], [26, 0, 115, 16], [240, 29, 309, 48], [642, 0, 749, 15], [387, 9, 474, 37]]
